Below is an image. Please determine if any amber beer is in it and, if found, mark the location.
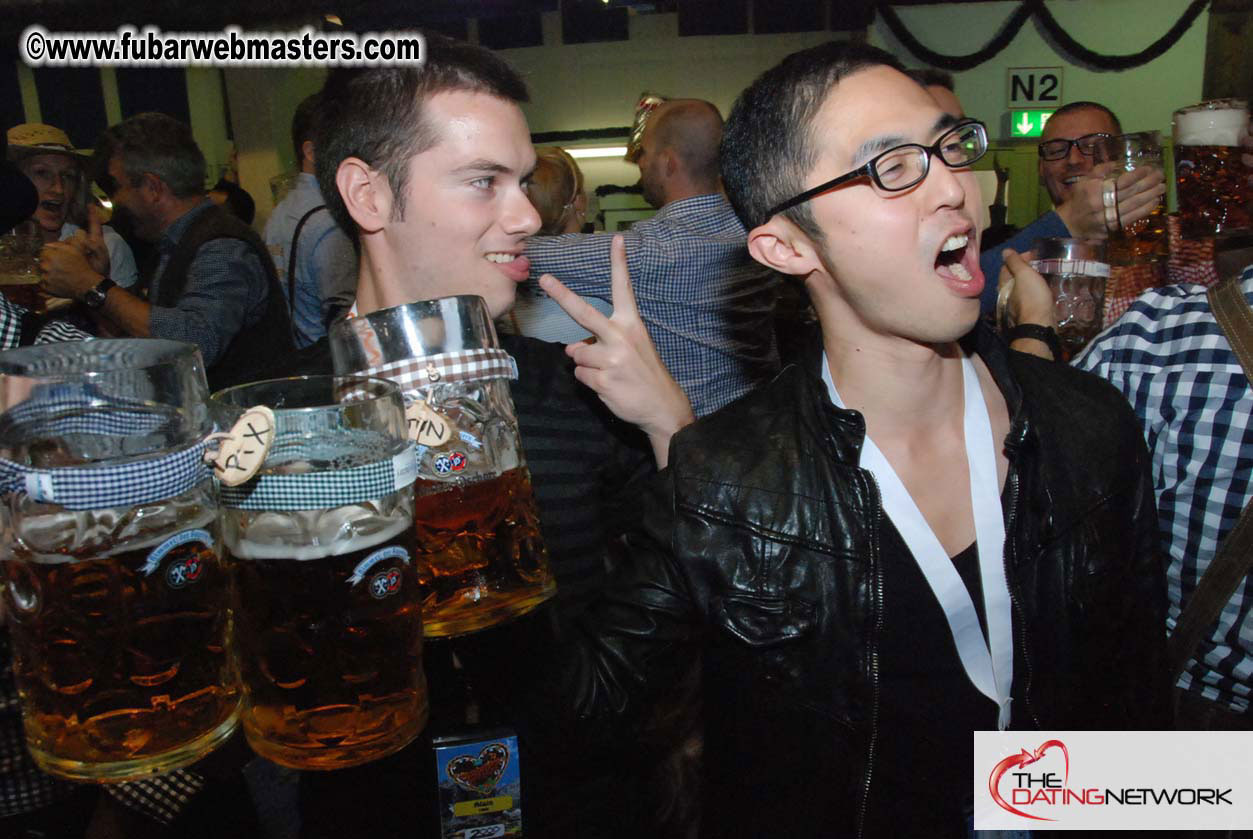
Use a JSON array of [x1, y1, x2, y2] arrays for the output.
[[1173, 100, 1252, 238], [1106, 202, 1167, 266], [328, 297, 558, 637], [1101, 132, 1167, 266], [0, 276, 44, 310], [414, 466, 555, 637], [227, 517, 428, 770], [2, 513, 240, 780], [212, 374, 424, 770]]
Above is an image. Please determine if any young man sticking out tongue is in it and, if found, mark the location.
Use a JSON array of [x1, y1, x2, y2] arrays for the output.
[[468, 39, 1172, 839]]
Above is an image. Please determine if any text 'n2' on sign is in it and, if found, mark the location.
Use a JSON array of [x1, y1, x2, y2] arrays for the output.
[[1007, 67, 1063, 109], [1008, 110, 1056, 139]]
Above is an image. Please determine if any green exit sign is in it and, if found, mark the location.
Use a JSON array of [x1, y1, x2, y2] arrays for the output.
[[1009, 110, 1055, 138]]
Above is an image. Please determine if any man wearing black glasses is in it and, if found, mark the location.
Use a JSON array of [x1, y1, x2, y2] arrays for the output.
[[978, 101, 1166, 312], [469, 41, 1170, 838]]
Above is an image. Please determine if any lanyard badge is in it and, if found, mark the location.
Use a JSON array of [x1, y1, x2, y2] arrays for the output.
[[824, 353, 1014, 730]]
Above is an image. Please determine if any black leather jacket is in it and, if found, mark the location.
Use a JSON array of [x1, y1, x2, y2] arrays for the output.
[[467, 324, 1171, 838]]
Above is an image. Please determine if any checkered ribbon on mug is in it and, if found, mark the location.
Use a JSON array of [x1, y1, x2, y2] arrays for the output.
[[218, 443, 418, 511], [0, 385, 173, 438], [0, 390, 214, 511], [1030, 258, 1111, 279], [0, 442, 212, 510], [361, 348, 518, 394]]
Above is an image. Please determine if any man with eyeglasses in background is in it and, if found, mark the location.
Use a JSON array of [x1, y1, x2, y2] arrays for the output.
[[978, 101, 1166, 314], [464, 42, 1170, 838]]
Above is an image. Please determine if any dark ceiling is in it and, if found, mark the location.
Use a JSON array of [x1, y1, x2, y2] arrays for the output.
[[0, 0, 1002, 45]]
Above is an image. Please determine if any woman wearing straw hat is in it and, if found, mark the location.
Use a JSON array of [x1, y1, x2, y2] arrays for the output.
[[7, 122, 139, 291]]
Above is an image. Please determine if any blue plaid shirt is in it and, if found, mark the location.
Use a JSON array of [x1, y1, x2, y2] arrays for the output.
[[1074, 264, 1253, 713], [524, 193, 780, 417]]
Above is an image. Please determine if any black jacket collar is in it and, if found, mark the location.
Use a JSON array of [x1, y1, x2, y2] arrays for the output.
[[790, 317, 1034, 466]]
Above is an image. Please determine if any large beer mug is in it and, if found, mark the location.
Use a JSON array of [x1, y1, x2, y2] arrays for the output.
[[1100, 132, 1168, 266], [0, 232, 45, 311], [1030, 238, 1109, 360], [330, 297, 556, 637], [210, 375, 426, 770], [0, 339, 238, 781], [1173, 99, 1252, 238]]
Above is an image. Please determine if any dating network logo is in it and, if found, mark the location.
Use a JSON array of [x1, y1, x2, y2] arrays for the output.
[[989, 739, 1072, 820], [987, 737, 1232, 822]]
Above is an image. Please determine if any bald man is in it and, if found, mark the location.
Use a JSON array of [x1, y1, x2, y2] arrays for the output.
[[518, 98, 780, 416]]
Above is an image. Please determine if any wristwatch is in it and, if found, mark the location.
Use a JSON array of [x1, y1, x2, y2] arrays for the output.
[[1006, 323, 1062, 360], [81, 276, 116, 309]]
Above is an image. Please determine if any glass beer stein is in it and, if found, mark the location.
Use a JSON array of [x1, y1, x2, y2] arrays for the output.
[[1099, 132, 1168, 266], [0, 232, 45, 311], [1173, 99, 1252, 239], [1031, 237, 1110, 361], [0, 339, 239, 781], [330, 296, 556, 638], [211, 375, 427, 770]]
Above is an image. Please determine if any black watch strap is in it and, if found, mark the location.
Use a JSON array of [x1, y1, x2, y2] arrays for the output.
[[1006, 323, 1062, 359], [82, 276, 116, 309]]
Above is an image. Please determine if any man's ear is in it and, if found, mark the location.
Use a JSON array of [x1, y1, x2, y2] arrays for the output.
[[301, 139, 316, 168], [662, 148, 679, 179], [747, 215, 823, 278], [336, 157, 389, 235], [140, 172, 168, 204]]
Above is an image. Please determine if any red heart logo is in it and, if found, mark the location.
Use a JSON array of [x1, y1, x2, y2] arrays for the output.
[[988, 739, 1069, 821], [446, 743, 510, 795]]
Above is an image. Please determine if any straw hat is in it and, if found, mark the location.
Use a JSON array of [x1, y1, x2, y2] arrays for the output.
[[6, 123, 90, 160]]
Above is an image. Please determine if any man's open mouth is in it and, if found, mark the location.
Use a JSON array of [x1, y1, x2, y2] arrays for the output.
[[936, 233, 974, 282]]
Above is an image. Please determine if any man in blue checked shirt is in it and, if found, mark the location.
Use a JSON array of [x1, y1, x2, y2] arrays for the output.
[[1009, 121, 1253, 734], [1072, 251, 1253, 735], [522, 98, 781, 417]]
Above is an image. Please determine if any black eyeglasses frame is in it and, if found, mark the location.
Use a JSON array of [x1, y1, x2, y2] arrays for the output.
[[766, 119, 989, 219], [1036, 132, 1113, 161]]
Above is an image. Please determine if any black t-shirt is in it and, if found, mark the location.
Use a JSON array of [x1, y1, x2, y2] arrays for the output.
[[863, 520, 1001, 838]]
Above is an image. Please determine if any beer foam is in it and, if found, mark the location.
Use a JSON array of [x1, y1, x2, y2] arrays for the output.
[[1175, 106, 1248, 146], [12, 506, 217, 565], [226, 508, 410, 561]]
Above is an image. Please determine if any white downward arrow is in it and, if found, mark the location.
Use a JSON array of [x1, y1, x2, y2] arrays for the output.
[[1016, 113, 1033, 134]]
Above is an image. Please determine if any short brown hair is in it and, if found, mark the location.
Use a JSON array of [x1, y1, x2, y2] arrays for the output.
[[316, 33, 529, 238]]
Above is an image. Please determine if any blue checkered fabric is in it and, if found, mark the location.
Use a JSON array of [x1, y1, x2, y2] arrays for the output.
[[1, 386, 169, 438], [523, 193, 780, 417], [103, 770, 205, 825], [219, 443, 417, 510], [1074, 265, 1253, 713], [0, 296, 21, 351], [0, 441, 211, 511], [0, 388, 213, 511], [0, 296, 93, 349]]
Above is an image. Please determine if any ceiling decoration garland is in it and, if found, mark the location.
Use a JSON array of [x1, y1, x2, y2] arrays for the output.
[[877, 0, 1211, 72]]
